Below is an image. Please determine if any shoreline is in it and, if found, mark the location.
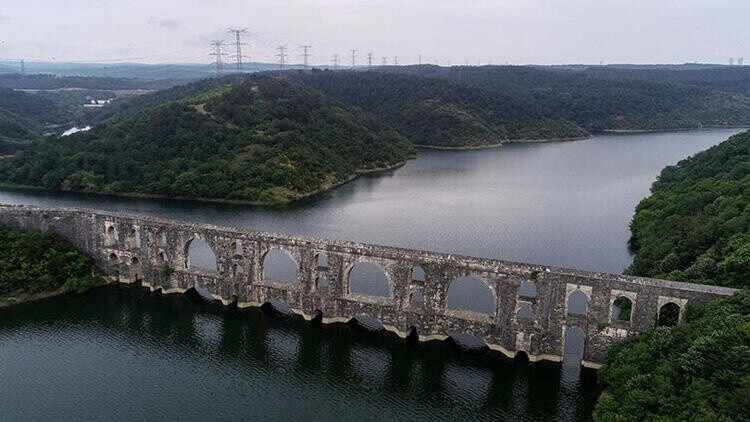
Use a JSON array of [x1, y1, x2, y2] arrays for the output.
[[600, 125, 748, 134], [0, 160, 409, 207], [415, 135, 591, 150], [0, 288, 69, 309]]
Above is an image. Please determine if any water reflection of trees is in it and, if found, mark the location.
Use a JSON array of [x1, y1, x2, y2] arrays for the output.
[[2, 285, 601, 421]]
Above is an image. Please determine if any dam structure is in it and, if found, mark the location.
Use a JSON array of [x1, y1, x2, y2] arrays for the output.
[[0, 205, 737, 367]]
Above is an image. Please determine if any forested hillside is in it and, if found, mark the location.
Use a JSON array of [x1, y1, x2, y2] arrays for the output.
[[582, 66, 750, 95], [386, 65, 750, 131], [0, 75, 415, 204], [290, 70, 587, 147], [626, 130, 750, 288], [0, 224, 104, 304]]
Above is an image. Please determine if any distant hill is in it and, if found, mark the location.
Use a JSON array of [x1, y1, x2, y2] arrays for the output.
[[580, 66, 750, 95], [0, 73, 183, 91], [288, 70, 587, 147], [0, 75, 415, 204], [384, 65, 750, 131]]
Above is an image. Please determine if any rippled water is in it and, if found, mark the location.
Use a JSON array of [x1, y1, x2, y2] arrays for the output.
[[0, 286, 600, 421]]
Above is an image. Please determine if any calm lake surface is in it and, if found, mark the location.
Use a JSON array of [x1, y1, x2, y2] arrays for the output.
[[0, 128, 743, 421]]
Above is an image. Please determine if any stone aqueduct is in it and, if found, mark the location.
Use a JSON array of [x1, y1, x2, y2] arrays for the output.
[[0, 205, 737, 367]]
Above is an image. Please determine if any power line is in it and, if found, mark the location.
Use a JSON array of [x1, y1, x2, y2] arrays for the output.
[[227, 28, 248, 71], [300, 45, 312, 68], [276, 46, 287, 70], [209, 40, 227, 74]]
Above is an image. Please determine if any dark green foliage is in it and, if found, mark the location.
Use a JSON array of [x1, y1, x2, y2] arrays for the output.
[[582, 66, 750, 95], [0, 224, 104, 300], [594, 290, 750, 422], [0, 75, 415, 204], [385, 65, 750, 131], [289, 70, 588, 147], [627, 130, 750, 288]]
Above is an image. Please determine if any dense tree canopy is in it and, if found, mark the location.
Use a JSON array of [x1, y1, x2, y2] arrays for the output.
[[289, 70, 587, 147], [594, 290, 750, 422], [0, 75, 415, 204], [386, 65, 750, 131], [0, 224, 104, 302], [627, 130, 750, 288]]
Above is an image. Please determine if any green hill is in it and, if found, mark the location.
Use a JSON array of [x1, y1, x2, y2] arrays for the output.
[[0, 75, 415, 204], [289, 70, 587, 147], [626, 130, 750, 288], [386, 65, 750, 132]]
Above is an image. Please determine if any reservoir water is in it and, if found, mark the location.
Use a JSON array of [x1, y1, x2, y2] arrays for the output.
[[0, 128, 743, 421]]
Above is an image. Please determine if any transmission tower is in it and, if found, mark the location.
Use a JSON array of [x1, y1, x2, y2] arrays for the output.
[[210, 40, 228, 74], [300, 45, 312, 68], [333, 54, 339, 69], [382, 57, 387, 66], [367, 53, 373, 68], [19, 59, 25, 74], [227, 28, 249, 71], [276, 46, 287, 70], [393, 56, 398, 66], [418, 54, 422, 65], [350, 49, 356, 67]]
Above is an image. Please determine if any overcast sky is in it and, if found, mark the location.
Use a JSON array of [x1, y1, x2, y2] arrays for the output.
[[0, 0, 748, 66]]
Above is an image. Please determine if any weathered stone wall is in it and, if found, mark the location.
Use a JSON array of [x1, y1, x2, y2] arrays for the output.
[[0, 205, 737, 366]]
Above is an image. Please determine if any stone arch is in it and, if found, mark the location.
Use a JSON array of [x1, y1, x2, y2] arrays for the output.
[[611, 296, 633, 322], [518, 280, 537, 298], [262, 248, 298, 283], [567, 290, 588, 316], [446, 275, 495, 316], [105, 225, 117, 247], [657, 302, 680, 327], [316, 252, 328, 268], [124, 227, 139, 249], [563, 326, 585, 363], [130, 256, 142, 282], [157, 251, 167, 263], [411, 265, 425, 282], [348, 261, 390, 297], [156, 232, 168, 247], [516, 304, 534, 321], [185, 237, 218, 272], [108, 252, 118, 264]]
